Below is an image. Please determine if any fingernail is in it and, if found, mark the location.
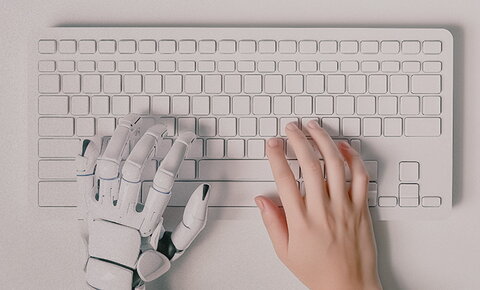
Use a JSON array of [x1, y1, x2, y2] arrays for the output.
[[308, 120, 320, 128], [268, 138, 279, 147], [255, 197, 265, 211], [286, 122, 299, 131]]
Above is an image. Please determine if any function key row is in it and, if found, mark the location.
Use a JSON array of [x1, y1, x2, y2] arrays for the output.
[[38, 60, 443, 74], [38, 39, 443, 55]]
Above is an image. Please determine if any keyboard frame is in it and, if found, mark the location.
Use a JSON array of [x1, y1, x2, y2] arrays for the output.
[[28, 27, 454, 220]]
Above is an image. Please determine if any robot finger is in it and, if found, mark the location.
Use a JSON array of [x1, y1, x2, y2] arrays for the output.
[[118, 124, 167, 211], [76, 139, 100, 206], [139, 132, 196, 237], [96, 114, 141, 204], [170, 184, 210, 260]]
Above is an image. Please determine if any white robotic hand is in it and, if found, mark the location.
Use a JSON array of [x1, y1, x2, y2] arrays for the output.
[[76, 114, 210, 290]]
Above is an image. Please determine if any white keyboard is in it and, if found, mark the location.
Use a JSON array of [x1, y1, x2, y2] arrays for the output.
[[29, 28, 453, 220]]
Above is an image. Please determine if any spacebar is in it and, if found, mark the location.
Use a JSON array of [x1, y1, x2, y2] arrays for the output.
[[198, 160, 299, 180]]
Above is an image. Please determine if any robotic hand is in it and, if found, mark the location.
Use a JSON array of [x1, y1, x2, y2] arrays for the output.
[[76, 114, 210, 290]]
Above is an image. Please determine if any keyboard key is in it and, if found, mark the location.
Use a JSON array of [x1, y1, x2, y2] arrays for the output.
[[199, 160, 299, 180], [299, 61, 317, 72], [381, 41, 400, 54], [38, 74, 60, 93], [319, 41, 337, 54], [347, 75, 366, 94], [70, 96, 89, 115], [384, 118, 402, 137], [178, 40, 196, 54], [378, 96, 397, 115], [411, 75, 441, 94], [285, 75, 303, 94], [218, 40, 236, 54], [360, 41, 379, 54], [177, 160, 195, 179], [138, 61, 156, 72], [178, 61, 196, 72], [91, 96, 109, 115], [342, 118, 360, 137], [363, 118, 382, 137], [77, 61, 95, 72], [164, 75, 183, 94], [321, 118, 340, 136], [273, 96, 292, 115], [264, 74, 283, 94], [39, 160, 77, 179], [238, 40, 256, 54], [132, 96, 150, 115], [299, 40, 317, 54], [78, 40, 96, 54], [198, 118, 216, 137], [217, 61, 235, 72], [39, 117, 74, 137], [350, 139, 362, 153], [340, 61, 359, 72], [252, 96, 271, 115], [320, 61, 338, 72], [76, 117, 95, 137], [400, 96, 420, 115], [278, 61, 296, 73], [244, 75, 262, 94], [315, 96, 334, 115], [224, 75, 242, 94], [212, 96, 230, 115], [172, 96, 189, 115], [39, 96, 69, 115], [83, 74, 101, 93], [117, 61, 135, 72], [97, 117, 116, 136], [278, 40, 296, 54], [232, 95, 251, 115], [257, 61, 276, 73], [186, 139, 203, 159], [112, 96, 130, 115], [218, 118, 236, 137], [356, 96, 375, 115], [38, 60, 56, 72], [151, 96, 170, 115], [159, 118, 175, 136], [294, 96, 312, 115], [178, 118, 196, 134], [158, 40, 176, 54], [118, 40, 136, 53], [301, 117, 318, 136], [57, 61, 75, 72], [227, 139, 245, 158], [422, 196, 442, 207], [198, 61, 215, 72], [38, 181, 78, 207], [336, 96, 354, 115], [258, 40, 276, 54], [192, 96, 210, 115], [327, 75, 345, 94], [144, 75, 162, 94], [98, 40, 116, 54], [340, 41, 358, 54], [361, 61, 379, 72], [38, 138, 80, 158], [239, 118, 257, 137], [404, 118, 441, 137], [102, 74, 121, 94], [423, 41, 442, 54], [390, 75, 409, 94], [247, 139, 265, 158], [259, 118, 277, 136], [158, 61, 176, 72], [237, 61, 255, 72], [423, 61, 442, 73], [280, 117, 298, 136], [423, 96, 441, 115], [364, 161, 378, 181], [402, 41, 421, 54], [378, 196, 397, 207], [138, 40, 156, 54], [97, 61, 115, 72], [62, 74, 81, 94], [368, 75, 387, 93], [399, 161, 419, 181], [204, 75, 222, 94], [206, 139, 225, 158], [381, 61, 400, 72], [184, 75, 202, 94], [123, 75, 142, 94], [38, 40, 56, 54], [402, 61, 421, 73]]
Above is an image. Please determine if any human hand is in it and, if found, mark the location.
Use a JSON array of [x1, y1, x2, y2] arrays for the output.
[[255, 121, 382, 290], [77, 114, 210, 290]]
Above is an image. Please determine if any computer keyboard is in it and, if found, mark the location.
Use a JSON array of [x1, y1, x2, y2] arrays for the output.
[[29, 28, 453, 220]]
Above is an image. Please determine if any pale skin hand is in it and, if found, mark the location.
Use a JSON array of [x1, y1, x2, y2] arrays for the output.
[[255, 121, 382, 290]]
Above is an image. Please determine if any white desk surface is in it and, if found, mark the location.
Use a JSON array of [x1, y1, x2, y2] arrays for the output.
[[1, 0, 479, 289]]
